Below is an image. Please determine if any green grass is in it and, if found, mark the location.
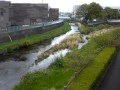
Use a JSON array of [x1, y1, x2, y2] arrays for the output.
[[77, 23, 111, 34], [69, 47, 116, 90], [0, 22, 70, 52], [13, 67, 73, 90], [92, 28, 120, 47], [12, 35, 101, 90], [13, 26, 120, 90]]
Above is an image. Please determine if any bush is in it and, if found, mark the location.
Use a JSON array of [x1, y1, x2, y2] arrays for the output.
[[7, 47, 13, 53], [93, 28, 120, 47], [52, 56, 64, 68], [79, 24, 110, 34], [69, 47, 116, 90]]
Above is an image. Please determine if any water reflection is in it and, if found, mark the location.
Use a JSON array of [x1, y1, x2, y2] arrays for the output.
[[78, 35, 88, 49], [0, 24, 89, 90], [29, 49, 71, 71], [0, 24, 79, 90], [51, 25, 79, 46]]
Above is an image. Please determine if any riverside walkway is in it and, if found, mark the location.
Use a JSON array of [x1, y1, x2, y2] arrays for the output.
[[97, 47, 120, 90]]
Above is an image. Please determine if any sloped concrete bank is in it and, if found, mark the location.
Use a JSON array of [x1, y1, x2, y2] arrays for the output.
[[0, 22, 64, 43], [0, 22, 64, 55]]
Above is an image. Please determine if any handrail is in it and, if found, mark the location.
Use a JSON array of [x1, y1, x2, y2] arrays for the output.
[[0, 20, 63, 34]]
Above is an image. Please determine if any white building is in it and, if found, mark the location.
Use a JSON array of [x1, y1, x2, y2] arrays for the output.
[[73, 5, 80, 18]]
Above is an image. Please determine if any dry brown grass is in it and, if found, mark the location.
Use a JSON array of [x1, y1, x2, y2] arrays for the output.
[[88, 28, 113, 38], [88, 27, 120, 39], [112, 36, 120, 46], [37, 33, 82, 61]]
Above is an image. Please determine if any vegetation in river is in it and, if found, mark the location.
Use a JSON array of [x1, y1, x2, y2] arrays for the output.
[[51, 55, 64, 68], [13, 24, 120, 90], [37, 33, 82, 61]]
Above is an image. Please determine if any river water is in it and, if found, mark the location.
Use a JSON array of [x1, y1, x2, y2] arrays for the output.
[[0, 24, 88, 90]]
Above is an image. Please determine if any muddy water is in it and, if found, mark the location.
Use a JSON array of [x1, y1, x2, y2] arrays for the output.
[[0, 24, 82, 90]]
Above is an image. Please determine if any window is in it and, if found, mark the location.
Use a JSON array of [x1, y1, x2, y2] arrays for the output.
[[1, 11, 4, 16], [0, 8, 5, 16]]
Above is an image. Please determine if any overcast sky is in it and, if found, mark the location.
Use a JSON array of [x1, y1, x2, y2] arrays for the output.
[[4, 0, 120, 12]]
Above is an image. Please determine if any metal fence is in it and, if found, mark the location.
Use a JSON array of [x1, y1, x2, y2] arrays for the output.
[[0, 20, 63, 34]]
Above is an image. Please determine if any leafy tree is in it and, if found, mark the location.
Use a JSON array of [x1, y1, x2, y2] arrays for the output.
[[118, 12, 120, 19], [111, 9, 119, 19], [104, 7, 119, 19], [87, 2, 103, 21], [104, 7, 112, 20], [76, 4, 88, 18]]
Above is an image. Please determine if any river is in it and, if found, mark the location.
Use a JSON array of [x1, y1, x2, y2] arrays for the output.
[[0, 24, 88, 90]]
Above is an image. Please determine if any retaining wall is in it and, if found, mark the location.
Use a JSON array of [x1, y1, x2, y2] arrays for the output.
[[0, 22, 64, 43]]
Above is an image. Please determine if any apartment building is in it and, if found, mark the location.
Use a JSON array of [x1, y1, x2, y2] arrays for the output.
[[0, 1, 11, 28]]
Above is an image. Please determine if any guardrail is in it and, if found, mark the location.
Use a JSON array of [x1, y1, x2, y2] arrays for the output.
[[0, 20, 63, 34]]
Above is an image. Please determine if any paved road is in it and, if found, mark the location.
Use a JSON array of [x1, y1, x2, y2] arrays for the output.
[[97, 48, 120, 90]]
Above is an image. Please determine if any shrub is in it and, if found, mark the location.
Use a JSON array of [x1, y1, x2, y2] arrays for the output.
[[7, 47, 13, 53], [79, 23, 111, 34], [52, 56, 64, 68], [69, 47, 116, 90]]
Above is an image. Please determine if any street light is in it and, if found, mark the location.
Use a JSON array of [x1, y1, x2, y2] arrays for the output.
[[42, 0, 43, 3]]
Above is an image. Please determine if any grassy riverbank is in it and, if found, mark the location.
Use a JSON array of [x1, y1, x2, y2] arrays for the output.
[[13, 23, 120, 90], [69, 47, 116, 90], [0, 22, 70, 53], [77, 23, 111, 34]]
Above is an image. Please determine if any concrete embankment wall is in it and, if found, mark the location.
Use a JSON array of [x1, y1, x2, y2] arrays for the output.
[[0, 22, 64, 43]]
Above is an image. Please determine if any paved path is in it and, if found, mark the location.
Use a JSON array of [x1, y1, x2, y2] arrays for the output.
[[97, 48, 120, 90]]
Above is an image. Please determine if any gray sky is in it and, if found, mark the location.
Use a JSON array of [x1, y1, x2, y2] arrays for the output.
[[5, 0, 120, 12]]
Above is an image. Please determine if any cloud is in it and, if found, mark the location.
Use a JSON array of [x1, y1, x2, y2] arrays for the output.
[[5, 0, 120, 12]]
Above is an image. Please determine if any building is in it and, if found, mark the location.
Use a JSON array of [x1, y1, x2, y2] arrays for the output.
[[10, 3, 49, 26], [0, 1, 59, 28], [0, 1, 11, 28], [27, 4, 48, 23], [10, 3, 29, 26], [49, 8, 59, 21], [73, 5, 80, 18]]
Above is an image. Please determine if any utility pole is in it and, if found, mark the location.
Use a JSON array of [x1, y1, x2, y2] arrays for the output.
[[42, 0, 43, 4]]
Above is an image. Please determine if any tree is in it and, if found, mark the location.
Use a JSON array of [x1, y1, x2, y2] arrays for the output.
[[87, 2, 103, 21], [76, 4, 88, 18], [118, 12, 120, 19], [104, 7, 119, 19], [104, 7, 112, 20]]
